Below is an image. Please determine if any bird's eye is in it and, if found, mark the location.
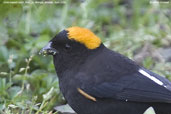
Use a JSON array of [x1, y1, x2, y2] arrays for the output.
[[65, 44, 71, 50]]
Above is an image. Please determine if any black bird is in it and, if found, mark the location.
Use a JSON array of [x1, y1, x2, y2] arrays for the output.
[[40, 27, 171, 114]]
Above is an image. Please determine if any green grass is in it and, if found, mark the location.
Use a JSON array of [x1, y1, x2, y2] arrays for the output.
[[0, 0, 171, 113]]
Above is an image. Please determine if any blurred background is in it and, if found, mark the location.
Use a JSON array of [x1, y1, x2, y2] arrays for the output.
[[0, 0, 171, 113]]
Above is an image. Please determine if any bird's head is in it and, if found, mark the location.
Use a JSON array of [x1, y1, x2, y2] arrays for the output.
[[40, 26, 102, 56], [39, 27, 102, 73]]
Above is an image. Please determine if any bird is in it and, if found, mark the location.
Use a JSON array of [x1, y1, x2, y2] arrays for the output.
[[40, 26, 171, 114]]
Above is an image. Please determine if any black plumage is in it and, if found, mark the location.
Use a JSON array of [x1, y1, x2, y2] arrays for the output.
[[40, 28, 171, 114]]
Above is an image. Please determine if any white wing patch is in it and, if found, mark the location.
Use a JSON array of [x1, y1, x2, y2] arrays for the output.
[[139, 69, 164, 86]]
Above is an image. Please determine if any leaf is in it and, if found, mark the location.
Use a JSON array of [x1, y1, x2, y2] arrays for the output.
[[143, 107, 156, 114], [8, 86, 21, 98], [43, 87, 54, 101], [54, 104, 75, 113]]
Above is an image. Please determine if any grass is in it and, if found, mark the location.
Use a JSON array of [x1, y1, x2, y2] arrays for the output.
[[0, 0, 171, 113]]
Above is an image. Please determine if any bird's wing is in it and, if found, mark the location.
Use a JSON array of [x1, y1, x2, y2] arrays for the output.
[[79, 68, 171, 103]]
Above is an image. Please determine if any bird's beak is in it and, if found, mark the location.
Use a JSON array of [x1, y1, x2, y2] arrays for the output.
[[39, 42, 58, 56]]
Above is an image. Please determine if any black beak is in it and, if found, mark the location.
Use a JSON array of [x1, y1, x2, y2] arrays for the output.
[[39, 42, 58, 56]]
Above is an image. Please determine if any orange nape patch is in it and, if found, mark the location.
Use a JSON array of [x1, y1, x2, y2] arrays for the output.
[[66, 27, 101, 49], [77, 88, 97, 102]]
